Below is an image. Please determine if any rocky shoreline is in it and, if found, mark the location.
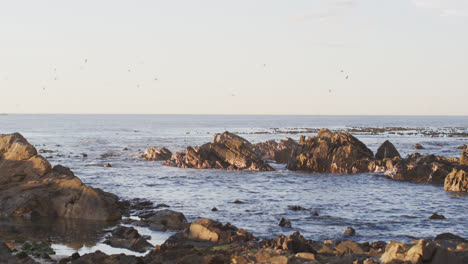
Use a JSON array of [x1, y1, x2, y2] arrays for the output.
[[1, 131, 467, 263]]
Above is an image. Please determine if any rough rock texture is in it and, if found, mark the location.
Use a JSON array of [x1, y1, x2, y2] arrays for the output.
[[185, 218, 255, 244], [104, 225, 153, 253], [0, 133, 121, 221], [444, 166, 468, 192], [144, 209, 189, 231], [287, 129, 374, 173], [143, 147, 172, 161], [375, 140, 400, 160], [163, 132, 274, 171], [0, 242, 38, 264], [383, 154, 459, 184], [461, 145, 468, 165], [253, 138, 298, 164], [71, 250, 143, 264], [414, 143, 425, 150]]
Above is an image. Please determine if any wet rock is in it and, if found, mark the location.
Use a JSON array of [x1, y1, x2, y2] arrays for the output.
[[429, 213, 446, 219], [233, 200, 244, 204], [100, 152, 120, 159], [414, 143, 425, 149], [185, 218, 255, 244], [375, 140, 400, 160], [279, 218, 292, 228], [123, 147, 129, 151], [287, 129, 374, 173], [457, 144, 466, 150], [461, 145, 468, 165], [288, 205, 306, 211], [143, 147, 172, 161], [211, 207, 218, 211], [263, 232, 314, 254], [104, 163, 112, 167], [0, 133, 121, 221], [145, 209, 188, 231], [334, 240, 365, 255], [434, 233, 467, 243], [344, 227, 356, 236], [253, 137, 298, 164], [444, 166, 468, 192], [71, 251, 143, 264], [163, 131, 274, 171], [0, 242, 38, 264], [104, 225, 153, 253]]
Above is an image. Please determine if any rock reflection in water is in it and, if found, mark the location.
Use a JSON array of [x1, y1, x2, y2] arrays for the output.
[[0, 217, 117, 250]]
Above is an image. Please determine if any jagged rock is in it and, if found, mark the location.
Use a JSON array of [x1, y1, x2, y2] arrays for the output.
[[253, 137, 298, 164], [461, 145, 468, 165], [429, 213, 446, 219], [104, 226, 153, 253], [334, 240, 365, 255], [0, 242, 38, 264], [70, 250, 143, 264], [287, 129, 374, 173], [163, 132, 273, 171], [279, 218, 292, 228], [143, 147, 172, 161], [444, 166, 468, 192], [344, 227, 356, 236], [185, 218, 255, 244], [375, 140, 400, 160], [414, 143, 425, 150], [0, 133, 121, 221], [144, 209, 188, 231]]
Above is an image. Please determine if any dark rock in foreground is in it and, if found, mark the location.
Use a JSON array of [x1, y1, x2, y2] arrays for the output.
[[0, 133, 121, 221], [287, 129, 374, 173], [163, 132, 274, 171], [104, 225, 153, 253], [143, 147, 172, 161]]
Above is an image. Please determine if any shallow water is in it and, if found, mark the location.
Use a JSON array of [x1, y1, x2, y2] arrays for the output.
[[1, 114, 467, 255]]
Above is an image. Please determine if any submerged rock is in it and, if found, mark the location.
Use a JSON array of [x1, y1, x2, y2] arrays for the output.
[[104, 225, 153, 253], [444, 166, 468, 192], [0, 133, 121, 221], [163, 131, 273, 171], [143, 147, 172, 161], [287, 129, 374, 173]]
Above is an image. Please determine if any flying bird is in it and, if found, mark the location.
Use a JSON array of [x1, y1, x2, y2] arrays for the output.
[[84, 59, 87, 63], [329, 89, 332, 93], [346, 76, 349, 79]]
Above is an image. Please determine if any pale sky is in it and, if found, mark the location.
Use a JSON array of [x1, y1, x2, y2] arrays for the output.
[[0, 0, 467, 115]]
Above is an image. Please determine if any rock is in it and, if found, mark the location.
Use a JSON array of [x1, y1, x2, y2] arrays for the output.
[[334, 240, 365, 255], [287, 129, 374, 173], [233, 200, 244, 204], [287, 205, 306, 211], [0, 242, 38, 264], [231, 248, 296, 264], [211, 207, 218, 211], [104, 163, 112, 167], [185, 218, 255, 244], [0, 133, 121, 221], [71, 251, 143, 264], [456, 144, 466, 150], [104, 225, 153, 253], [143, 147, 172, 161], [163, 131, 274, 171], [145, 209, 188, 231], [375, 140, 400, 160], [253, 137, 298, 164], [414, 143, 425, 149], [279, 218, 292, 228], [434, 233, 467, 243], [344, 227, 356, 236], [461, 146, 468, 165], [429, 213, 446, 219], [444, 166, 468, 192]]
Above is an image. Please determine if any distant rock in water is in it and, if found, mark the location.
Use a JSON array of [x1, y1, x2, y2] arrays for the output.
[[253, 137, 298, 164], [278, 218, 292, 228], [143, 146, 172, 161], [375, 140, 400, 160], [344, 226, 356, 236], [0, 133, 121, 221], [429, 213, 446, 219], [444, 166, 468, 192], [456, 144, 466, 150], [461, 145, 468, 165], [104, 225, 153, 253], [163, 131, 273, 171], [413, 143, 425, 150], [287, 128, 374, 173]]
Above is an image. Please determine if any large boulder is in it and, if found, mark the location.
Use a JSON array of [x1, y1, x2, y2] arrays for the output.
[[253, 138, 298, 164], [104, 225, 153, 253], [0, 133, 121, 221], [144, 209, 189, 231], [461, 145, 468, 165], [287, 129, 374, 173], [444, 166, 468, 192], [163, 132, 274, 171], [185, 218, 255, 244], [375, 140, 400, 160], [143, 147, 172, 161]]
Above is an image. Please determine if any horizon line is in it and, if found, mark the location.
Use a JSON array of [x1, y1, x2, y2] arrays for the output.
[[2, 113, 468, 117]]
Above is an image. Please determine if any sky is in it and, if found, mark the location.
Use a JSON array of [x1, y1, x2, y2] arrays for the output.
[[0, 0, 467, 115]]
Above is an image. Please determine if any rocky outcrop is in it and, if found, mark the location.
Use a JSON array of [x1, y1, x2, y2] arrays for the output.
[[287, 129, 374, 173], [0, 133, 121, 221], [461, 145, 468, 165], [253, 137, 298, 163], [104, 225, 153, 253], [375, 140, 400, 160], [163, 132, 274, 171], [143, 147, 172, 161], [185, 218, 255, 244], [144, 209, 189, 231], [414, 143, 425, 150], [0, 242, 38, 264], [444, 166, 468, 192], [70, 251, 143, 264]]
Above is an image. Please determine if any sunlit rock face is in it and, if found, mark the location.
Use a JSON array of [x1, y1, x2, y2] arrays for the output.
[[0, 132, 121, 221]]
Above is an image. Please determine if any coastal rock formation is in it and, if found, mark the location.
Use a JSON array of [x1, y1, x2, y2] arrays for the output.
[[461, 145, 468, 165], [287, 129, 374, 173], [104, 226, 153, 253], [375, 140, 400, 160], [143, 147, 172, 161], [444, 166, 468, 192], [185, 218, 255, 244], [0, 133, 121, 221], [253, 137, 298, 163], [0, 242, 38, 264], [163, 132, 274, 171], [414, 143, 425, 150], [144, 209, 189, 231]]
